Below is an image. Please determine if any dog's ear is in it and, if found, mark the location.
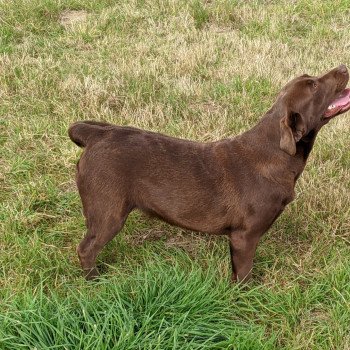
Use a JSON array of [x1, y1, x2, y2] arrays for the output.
[[280, 111, 305, 156]]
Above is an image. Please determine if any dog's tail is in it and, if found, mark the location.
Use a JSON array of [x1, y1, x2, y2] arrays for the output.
[[68, 121, 113, 148]]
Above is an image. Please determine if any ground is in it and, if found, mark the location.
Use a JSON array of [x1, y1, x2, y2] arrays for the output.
[[0, 0, 349, 349]]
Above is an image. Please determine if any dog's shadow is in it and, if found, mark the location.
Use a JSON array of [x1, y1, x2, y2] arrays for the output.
[[97, 213, 304, 284]]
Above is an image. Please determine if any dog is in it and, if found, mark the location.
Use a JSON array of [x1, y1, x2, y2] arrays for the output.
[[69, 65, 349, 282]]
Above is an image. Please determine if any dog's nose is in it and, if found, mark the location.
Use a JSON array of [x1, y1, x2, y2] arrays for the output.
[[337, 64, 348, 74]]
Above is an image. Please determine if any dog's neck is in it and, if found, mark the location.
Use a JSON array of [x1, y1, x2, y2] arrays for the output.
[[235, 106, 320, 186], [247, 103, 319, 156]]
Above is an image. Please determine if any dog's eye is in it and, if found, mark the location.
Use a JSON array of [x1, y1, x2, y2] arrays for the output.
[[307, 79, 318, 90]]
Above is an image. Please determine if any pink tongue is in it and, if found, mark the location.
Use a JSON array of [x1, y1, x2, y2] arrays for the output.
[[328, 88, 350, 108]]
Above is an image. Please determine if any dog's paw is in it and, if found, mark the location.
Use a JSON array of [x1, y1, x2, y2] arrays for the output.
[[84, 267, 100, 281]]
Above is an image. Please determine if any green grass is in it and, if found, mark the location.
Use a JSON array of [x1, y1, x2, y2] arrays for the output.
[[0, 0, 349, 349]]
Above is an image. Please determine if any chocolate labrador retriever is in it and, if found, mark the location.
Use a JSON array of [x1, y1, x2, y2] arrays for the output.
[[69, 65, 349, 281]]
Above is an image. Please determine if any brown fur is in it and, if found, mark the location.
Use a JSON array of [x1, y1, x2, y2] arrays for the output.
[[69, 65, 349, 282]]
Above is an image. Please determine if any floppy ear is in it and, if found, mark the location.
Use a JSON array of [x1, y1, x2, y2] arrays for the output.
[[280, 111, 305, 156]]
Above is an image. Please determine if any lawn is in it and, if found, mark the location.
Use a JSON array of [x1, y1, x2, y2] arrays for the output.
[[0, 0, 349, 349]]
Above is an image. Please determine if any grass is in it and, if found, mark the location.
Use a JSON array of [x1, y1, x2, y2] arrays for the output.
[[0, 0, 349, 349]]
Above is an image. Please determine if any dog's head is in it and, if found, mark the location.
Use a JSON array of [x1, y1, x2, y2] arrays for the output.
[[277, 65, 349, 156]]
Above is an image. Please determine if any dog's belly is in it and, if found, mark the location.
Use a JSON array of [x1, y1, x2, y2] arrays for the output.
[[135, 180, 241, 234], [140, 204, 234, 234]]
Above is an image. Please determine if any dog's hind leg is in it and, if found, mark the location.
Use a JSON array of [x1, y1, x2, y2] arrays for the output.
[[77, 199, 131, 280]]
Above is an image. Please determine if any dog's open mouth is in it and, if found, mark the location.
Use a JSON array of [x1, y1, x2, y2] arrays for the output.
[[324, 88, 350, 118]]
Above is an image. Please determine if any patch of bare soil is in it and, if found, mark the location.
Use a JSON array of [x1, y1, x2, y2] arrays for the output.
[[59, 10, 87, 27], [125, 226, 221, 257]]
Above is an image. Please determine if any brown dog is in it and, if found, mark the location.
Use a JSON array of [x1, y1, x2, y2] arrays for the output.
[[69, 65, 349, 281]]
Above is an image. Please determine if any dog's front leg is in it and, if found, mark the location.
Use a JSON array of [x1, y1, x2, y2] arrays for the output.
[[229, 230, 261, 283]]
